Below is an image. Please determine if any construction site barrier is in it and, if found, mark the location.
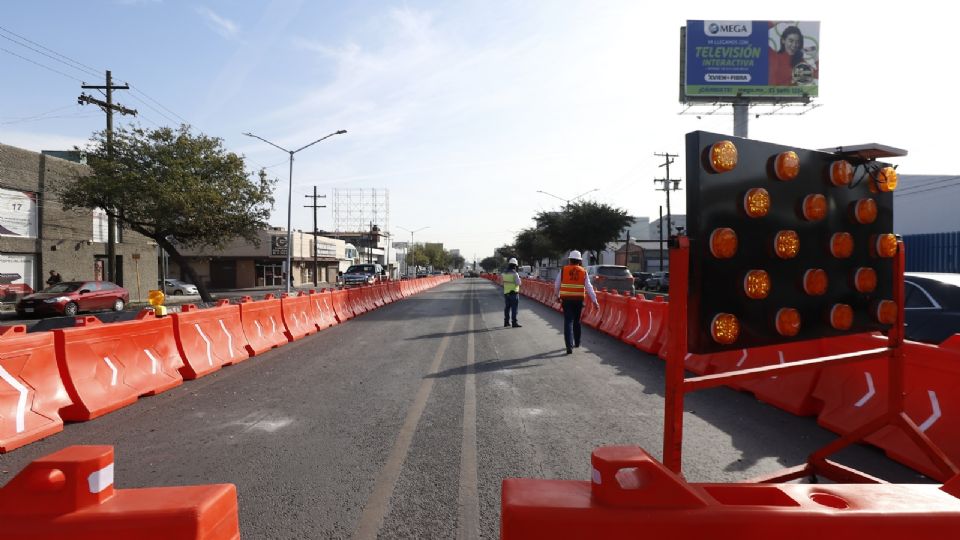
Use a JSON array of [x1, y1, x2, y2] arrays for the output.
[[501, 445, 960, 539], [346, 287, 368, 316], [172, 301, 250, 380], [0, 326, 72, 453], [281, 292, 316, 342], [238, 295, 289, 356], [55, 311, 184, 422], [309, 290, 340, 329], [731, 340, 825, 416], [634, 296, 667, 354], [581, 292, 605, 328], [328, 289, 354, 322], [0, 445, 240, 539], [597, 292, 629, 339]]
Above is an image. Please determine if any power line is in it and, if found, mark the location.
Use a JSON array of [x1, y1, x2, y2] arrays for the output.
[[128, 85, 192, 126], [0, 25, 103, 77], [895, 175, 960, 195], [0, 45, 84, 82], [0, 32, 101, 79]]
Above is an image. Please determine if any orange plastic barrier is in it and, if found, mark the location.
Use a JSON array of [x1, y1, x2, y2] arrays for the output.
[[309, 290, 339, 329], [238, 295, 289, 356], [598, 293, 629, 338], [502, 445, 960, 539], [0, 326, 72, 453], [347, 287, 368, 316], [812, 333, 891, 438], [634, 296, 668, 354], [55, 312, 184, 421], [0, 445, 240, 539], [859, 337, 960, 481], [733, 340, 824, 416], [281, 292, 316, 341], [172, 301, 250, 380], [328, 289, 353, 322], [582, 293, 605, 329]]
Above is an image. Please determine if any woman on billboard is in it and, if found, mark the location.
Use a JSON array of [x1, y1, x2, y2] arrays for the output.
[[769, 25, 816, 86]]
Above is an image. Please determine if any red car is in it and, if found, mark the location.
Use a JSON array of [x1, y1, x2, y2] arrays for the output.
[[15, 281, 129, 317]]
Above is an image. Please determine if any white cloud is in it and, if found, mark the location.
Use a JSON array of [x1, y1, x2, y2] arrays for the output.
[[195, 6, 239, 39]]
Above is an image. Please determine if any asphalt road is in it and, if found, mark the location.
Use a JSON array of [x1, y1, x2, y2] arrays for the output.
[[0, 278, 927, 538]]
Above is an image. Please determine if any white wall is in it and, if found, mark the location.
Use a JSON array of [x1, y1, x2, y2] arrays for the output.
[[895, 175, 960, 235]]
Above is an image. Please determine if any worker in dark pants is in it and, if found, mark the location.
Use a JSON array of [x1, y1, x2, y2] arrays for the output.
[[553, 250, 599, 354], [503, 258, 522, 328]]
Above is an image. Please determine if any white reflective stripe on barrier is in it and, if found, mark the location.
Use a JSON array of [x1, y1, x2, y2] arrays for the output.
[[854, 372, 876, 408], [87, 463, 114, 493], [219, 320, 235, 358], [194, 323, 213, 366], [0, 364, 29, 433], [144, 349, 159, 374], [102, 357, 118, 386]]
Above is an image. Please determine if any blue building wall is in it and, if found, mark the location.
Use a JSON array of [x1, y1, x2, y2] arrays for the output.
[[903, 232, 960, 273]]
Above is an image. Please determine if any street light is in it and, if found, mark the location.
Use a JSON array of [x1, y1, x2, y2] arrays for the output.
[[396, 225, 429, 276], [243, 129, 347, 293], [535, 188, 599, 206]]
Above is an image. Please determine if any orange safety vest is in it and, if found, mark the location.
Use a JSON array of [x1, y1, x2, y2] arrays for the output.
[[559, 265, 587, 299]]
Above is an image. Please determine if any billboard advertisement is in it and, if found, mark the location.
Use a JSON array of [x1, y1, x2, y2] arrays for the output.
[[0, 188, 38, 237], [684, 20, 819, 100]]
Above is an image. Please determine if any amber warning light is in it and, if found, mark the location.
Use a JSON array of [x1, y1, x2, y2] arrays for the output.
[[685, 132, 899, 353]]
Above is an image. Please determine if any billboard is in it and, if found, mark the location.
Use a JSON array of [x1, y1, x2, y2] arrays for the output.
[[683, 20, 819, 101], [0, 188, 38, 237]]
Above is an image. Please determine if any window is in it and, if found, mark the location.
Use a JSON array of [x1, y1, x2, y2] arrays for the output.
[[904, 281, 938, 309]]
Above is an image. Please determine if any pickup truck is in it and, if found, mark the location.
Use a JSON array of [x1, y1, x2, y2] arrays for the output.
[[341, 264, 385, 287]]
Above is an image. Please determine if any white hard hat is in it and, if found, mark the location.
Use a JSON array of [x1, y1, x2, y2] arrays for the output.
[[568, 250, 582, 260], [508, 258, 518, 265]]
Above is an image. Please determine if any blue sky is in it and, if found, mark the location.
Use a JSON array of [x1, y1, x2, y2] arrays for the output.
[[1, 1, 952, 261]]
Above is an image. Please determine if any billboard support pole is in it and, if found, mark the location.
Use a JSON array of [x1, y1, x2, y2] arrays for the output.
[[733, 101, 749, 138]]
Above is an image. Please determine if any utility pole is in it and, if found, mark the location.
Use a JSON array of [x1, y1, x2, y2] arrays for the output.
[[654, 152, 682, 269], [79, 70, 137, 284], [304, 186, 327, 286]]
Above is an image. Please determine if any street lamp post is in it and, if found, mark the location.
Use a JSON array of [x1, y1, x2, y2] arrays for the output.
[[396, 225, 429, 276], [243, 129, 347, 293]]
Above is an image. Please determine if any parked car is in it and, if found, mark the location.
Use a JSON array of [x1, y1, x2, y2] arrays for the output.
[[903, 273, 960, 344], [634, 272, 653, 290], [586, 265, 635, 295], [0, 272, 32, 302], [163, 278, 199, 295], [646, 271, 669, 292], [342, 264, 385, 287], [15, 281, 129, 317]]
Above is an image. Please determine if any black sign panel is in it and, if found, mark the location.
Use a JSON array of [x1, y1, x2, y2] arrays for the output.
[[271, 235, 289, 256], [685, 131, 895, 353]]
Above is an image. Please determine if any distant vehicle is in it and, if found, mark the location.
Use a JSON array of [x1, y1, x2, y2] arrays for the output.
[[465, 270, 480, 278], [903, 273, 960, 344], [586, 265, 635, 295], [634, 272, 653, 290], [342, 264, 384, 287], [16, 281, 129, 317], [646, 271, 669, 292], [416, 270, 429, 278], [163, 278, 198, 295], [518, 265, 533, 277]]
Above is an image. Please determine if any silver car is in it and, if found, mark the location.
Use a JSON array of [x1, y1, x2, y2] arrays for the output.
[[164, 278, 199, 295], [586, 265, 635, 295]]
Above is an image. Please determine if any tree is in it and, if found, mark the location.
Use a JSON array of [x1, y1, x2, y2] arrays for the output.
[[479, 256, 501, 272], [405, 243, 430, 268], [449, 253, 465, 270], [59, 124, 274, 302], [514, 228, 556, 266], [536, 201, 633, 264]]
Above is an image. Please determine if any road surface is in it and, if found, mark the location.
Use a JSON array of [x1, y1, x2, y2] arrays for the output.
[[0, 278, 926, 538]]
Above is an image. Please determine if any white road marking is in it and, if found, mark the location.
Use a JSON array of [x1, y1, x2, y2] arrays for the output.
[[103, 357, 118, 386], [0, 364, 29, 433], [458, 285, 480, 540], [218, 320, 235, 358], [854, 372, 875, 407], [918, 390, 942, 432], [194, 323, 213, 366]]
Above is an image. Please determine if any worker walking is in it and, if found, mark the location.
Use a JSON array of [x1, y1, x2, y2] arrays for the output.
[[503, 258, 523, 328], [554, 250, 599, 354]]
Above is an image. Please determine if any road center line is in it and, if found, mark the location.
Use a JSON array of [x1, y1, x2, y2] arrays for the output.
[[352, 298, 460, 540], [457, 285, 480, 540]]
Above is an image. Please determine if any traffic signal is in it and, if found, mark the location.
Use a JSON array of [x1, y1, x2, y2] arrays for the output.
[[685, 131, 897, 353]]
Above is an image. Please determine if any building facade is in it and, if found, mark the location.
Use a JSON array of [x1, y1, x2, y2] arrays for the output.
[[0, 143, 158, 305]]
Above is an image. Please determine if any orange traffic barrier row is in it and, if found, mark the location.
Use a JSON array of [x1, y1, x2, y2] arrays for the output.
[[2, 276, 456, 453], [0, 445, 240, 539], [0, 326, 72, 453], [55, 311, 184, 422], [172, 301, 250, 380], [281, 292, 317, 342], [502, 445, 960, 539]]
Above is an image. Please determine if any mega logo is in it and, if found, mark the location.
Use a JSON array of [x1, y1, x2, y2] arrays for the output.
[[704, 21, 752, 37]]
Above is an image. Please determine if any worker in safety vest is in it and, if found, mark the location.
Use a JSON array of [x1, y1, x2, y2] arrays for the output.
[[503, 258, 523, 328], [553, 250, 599, 354]]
